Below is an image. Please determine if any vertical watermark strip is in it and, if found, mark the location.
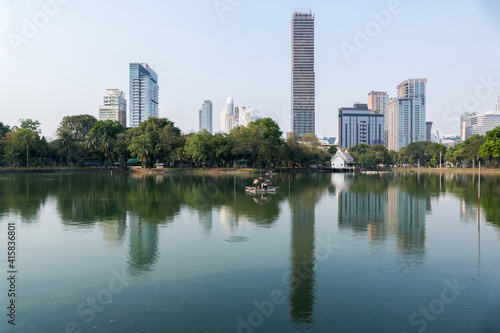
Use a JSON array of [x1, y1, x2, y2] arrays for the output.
[[6, 222, 17, 326]]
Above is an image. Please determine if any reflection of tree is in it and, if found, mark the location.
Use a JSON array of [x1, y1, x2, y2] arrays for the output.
[[287, 173, 333, 328], [0, 174, 50, 222]]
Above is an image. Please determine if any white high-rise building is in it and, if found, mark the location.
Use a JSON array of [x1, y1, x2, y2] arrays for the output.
[[199, 100, 213, 134], [98, 89, 127, 127], [220, 97, 235, 133], [387, 79, 427, 151], [462, 111, 500, 140], [239, 108, 262, 127]]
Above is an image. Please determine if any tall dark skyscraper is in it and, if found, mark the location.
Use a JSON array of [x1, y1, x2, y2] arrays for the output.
[[291, 9, 315, 137]]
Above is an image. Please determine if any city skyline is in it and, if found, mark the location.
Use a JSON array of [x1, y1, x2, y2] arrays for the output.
[[1, 1, 500, 139]]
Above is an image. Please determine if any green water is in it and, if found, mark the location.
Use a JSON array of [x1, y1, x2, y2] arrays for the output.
[[0, 171, 499, 332]]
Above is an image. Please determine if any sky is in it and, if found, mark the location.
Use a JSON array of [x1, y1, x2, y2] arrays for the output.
[[1, 0, 500, 139]]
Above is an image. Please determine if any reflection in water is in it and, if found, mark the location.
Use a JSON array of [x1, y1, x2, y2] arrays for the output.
[[335, 174, 426, 269], [287, 174, 331, 328], [127, 213, 160, 276], [98, 214, 127, 248]]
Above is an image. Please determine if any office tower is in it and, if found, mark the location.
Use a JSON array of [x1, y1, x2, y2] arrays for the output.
[[368, 91, 388, 146], [462, 111, 500, 140], [129, 63, 159, 128], [387, 79, 427, 151], [338, 103, 384, 149], [220, 97, 235, 133], [426, 122, 433, 142], [98, 89, 127, 127], [199, 100, 213, 134], [291, 9, 315, 137]]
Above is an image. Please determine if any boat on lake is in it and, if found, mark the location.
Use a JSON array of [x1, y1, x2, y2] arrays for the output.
[[245, 177, 280, 194]]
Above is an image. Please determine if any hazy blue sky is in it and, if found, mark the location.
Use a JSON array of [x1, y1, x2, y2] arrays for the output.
[[1, 0, 499, 138]]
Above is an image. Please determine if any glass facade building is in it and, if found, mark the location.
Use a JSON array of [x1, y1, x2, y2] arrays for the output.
[[387, 79, 427, 151], [129, 63, 159, 128], [199, 100, 213, 134], [220, 97, 235, 133], [338, 103, 384, 150], [291, 9, 315, 137]]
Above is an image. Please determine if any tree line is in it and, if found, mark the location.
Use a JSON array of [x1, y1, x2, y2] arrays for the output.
[[1, 115, 498, 168], [0, 116, 330, 168]]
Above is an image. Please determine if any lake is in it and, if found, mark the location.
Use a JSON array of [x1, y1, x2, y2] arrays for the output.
[[1, 171, 499, 333]]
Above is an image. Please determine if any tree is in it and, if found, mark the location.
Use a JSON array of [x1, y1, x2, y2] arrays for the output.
[[129, 134, 153, 168], [0, 122, 10, 137], [88, 120, 125, 164], [127, 118, 182, 167], [327, 145, 338, 157], [56, 115, 97, 165], [480, 126, 500, 166], [11, 128, 40, 167], [185, 130, 213, 167]]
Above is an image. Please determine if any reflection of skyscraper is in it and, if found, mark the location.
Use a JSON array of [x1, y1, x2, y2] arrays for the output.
[[338, 188, 386, 238], [127, 213, 160, 275], [288, 174, 322, 328], [99, 214, 127, 248]]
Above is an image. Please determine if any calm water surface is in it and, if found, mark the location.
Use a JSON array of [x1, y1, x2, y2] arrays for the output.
[[1, 172, 499, 333]]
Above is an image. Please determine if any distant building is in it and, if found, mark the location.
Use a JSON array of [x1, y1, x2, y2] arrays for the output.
[[426, 122, 433, 142], [387, 79, 427, 151], [368, 91, 388, 146], [199, 100, 213, 134], [98, 89, 127, 127], [440, 134, 461, 148], [220, 97, 235, 133], [330, 150, 355, 170], [460, 112, 474, 141], [239, 108, 262, 127], [338, 103, 384, 150], [461, 111, 500, 140], [129, 63, 159, 127], [291, 9, 315, 137]]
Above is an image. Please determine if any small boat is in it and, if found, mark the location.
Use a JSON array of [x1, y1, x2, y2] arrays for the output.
[[245, 178, 280, 194]]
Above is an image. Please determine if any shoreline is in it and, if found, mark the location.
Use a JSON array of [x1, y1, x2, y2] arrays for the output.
[[1, 166, 499, 175]]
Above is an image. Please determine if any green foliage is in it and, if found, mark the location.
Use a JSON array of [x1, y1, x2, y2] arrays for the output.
[[446, 135, 485, 167], [0, 122, 11, 137], [185, 130, 213, 166], [480, 126, 500, 165], [399, 141, 447, 167], [127, 118, 183, 168], [327, 145, 338, 156], [348, 144, 394, 166]]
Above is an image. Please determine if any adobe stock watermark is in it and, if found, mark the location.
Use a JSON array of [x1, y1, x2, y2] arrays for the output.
[[235, 235, 340, 333], [442, 75, 500, 132], [64, 267, 132, 333], [213, 0, 243, 21], [401, 277, 467, 333], [340, 0, 405, 63], [6, 0, 71, 53]]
